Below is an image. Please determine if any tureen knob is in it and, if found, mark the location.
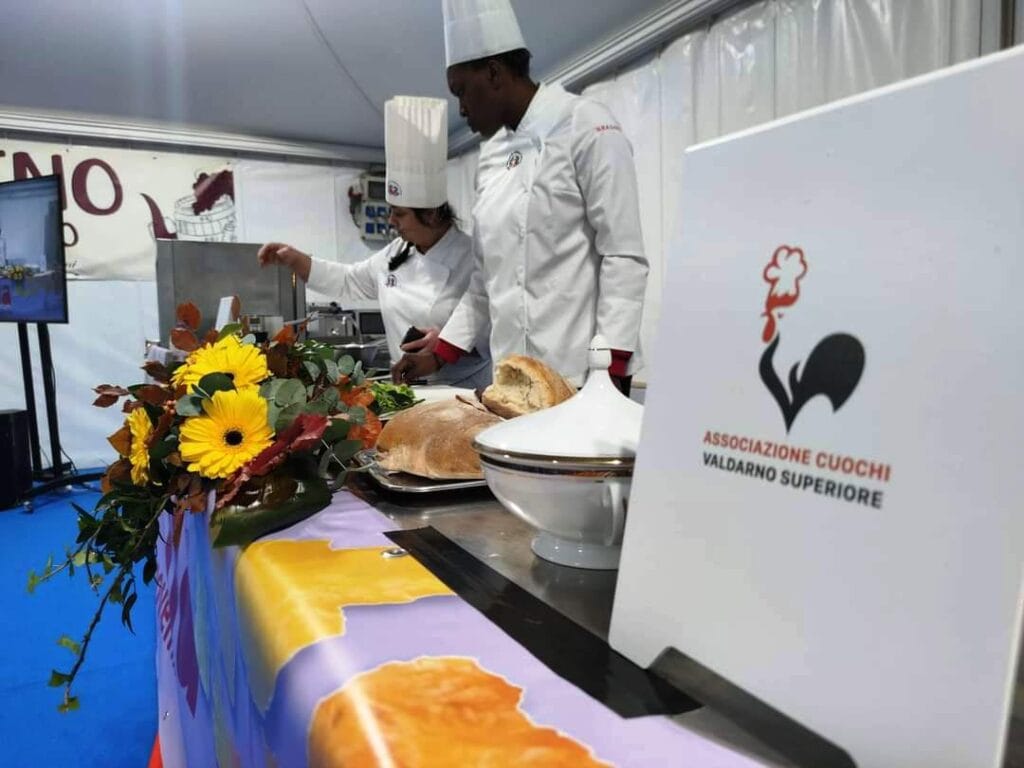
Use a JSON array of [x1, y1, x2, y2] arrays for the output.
[[587, 334, 612, 370]]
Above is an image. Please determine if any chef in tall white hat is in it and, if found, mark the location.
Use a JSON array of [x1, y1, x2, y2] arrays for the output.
[[259, 96, 492, 389], [392, 0, 648, 393]]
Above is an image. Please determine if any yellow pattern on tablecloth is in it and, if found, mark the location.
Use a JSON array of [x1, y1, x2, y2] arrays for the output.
[[234, 541, 452, 710]]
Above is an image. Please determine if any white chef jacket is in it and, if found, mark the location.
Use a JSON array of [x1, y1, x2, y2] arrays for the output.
[[307, 226, 492, 388], [440, 82, 648, 383]]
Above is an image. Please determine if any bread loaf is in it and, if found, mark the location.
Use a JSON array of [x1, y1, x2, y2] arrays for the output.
[[481, 355, 576, 419], [376, 399, 501, 480]]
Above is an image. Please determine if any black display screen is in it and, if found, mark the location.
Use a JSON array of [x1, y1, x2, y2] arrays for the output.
[[0, 175, 69, 324]]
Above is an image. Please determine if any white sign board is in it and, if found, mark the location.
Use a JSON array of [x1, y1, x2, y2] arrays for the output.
[[611, 48, 1024, 768]]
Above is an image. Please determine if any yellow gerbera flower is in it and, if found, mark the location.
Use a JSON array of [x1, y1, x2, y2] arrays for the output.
[[179, 389, 274, 479], [172, 335, 269, 393], [126, 408, 153, 485]]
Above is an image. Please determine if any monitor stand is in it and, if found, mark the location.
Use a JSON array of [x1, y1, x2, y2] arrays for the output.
[[17, 322, 102, 507]]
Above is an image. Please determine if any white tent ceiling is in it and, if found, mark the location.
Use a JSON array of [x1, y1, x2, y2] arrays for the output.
[[0, 0, 677, 152]]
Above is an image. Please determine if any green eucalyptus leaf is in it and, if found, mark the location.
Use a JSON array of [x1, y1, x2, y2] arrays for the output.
[[351, 361, 365, 383], [261, 379, 284, 400], [266, 402, 282, 431], [57, 696, 80, 714], [57, 635, 81, 656], [337, 356, 355, 376], [323, 358, 340, 384], [274, 379, 307, 407], [217, 323, 242, 340], [274, 402, 305, 432], [149, 436, 178, 461], [330, 439, 363, 464], [302, 360, 322, 382], [175, 395, 204, 417], [322, 420, 350, 443], [196, 372, 235, 397], [48, 670, 71, 687], [241, 334, 257, 345]]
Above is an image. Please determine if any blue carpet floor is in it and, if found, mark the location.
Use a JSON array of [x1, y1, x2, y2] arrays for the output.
[[0, 482, 156, 767]]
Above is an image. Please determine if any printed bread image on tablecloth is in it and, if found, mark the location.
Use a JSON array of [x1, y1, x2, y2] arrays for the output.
[[234, 541, 453, 709], [308, 656, 612, 767]]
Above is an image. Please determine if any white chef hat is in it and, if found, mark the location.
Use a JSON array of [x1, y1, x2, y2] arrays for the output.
[[385, 96, 448, 208], [443, 0, 526, 68]]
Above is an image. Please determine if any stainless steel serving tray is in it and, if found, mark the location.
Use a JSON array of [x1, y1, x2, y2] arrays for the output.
[[352, 449, 488, 494]]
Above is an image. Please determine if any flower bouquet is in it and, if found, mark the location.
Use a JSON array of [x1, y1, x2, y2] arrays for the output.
[[0, 263, 40, 281], [30, 302, 390, 711]]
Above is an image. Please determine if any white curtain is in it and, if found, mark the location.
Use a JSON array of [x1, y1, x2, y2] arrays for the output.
[[449, 0, 984, 381], [0, 281, 160, 469], [234, 160, 372, 307]]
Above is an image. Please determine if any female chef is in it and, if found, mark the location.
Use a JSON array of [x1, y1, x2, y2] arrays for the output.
[[258, 95, 491, 389]]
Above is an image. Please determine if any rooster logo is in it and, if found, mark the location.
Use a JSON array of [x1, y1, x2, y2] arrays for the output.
[[759, 246, 865, 432]]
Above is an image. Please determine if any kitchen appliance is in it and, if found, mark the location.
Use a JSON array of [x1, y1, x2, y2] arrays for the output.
[[155, 240, 305, 344], [474, 336, 642, 569]]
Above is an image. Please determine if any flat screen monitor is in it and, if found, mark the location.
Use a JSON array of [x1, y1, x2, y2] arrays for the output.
[[0, 175, 68, 324], [357, 310, 385, 336]]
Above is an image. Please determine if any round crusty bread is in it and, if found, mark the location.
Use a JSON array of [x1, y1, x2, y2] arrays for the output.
[[480, 355, 576, 419], [376, 399, 502, 480]]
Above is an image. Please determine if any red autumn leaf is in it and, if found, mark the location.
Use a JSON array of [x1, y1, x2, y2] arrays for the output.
[[95, 384, 130, 396], [142, 360, 171, 383], [102, 459, 131, 492], [338, 384, 374, 409], [107, 425, 132, 457], [265, 344, 289, 378], [170, 327, 201, 353], [252, 413, 328, 475], [136, 385, 173, 406], [166, 451, 183, 467], [203, 328, 219, 345], [93, 384, 130, 407], [176, 302, 201, 331], [347, 410, 383, 449], [150, 409, 175, 441], [171, 507, 185, 548], [273, 324, 296, 345], [230, 296, 241, 321]]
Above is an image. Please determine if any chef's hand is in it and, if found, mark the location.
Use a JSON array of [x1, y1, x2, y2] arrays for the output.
[[400, 326, 440, 354], [392, 351, 442, 384], [257, 242, 312, 282]]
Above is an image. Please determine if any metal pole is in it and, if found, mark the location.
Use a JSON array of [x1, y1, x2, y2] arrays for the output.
[[16, 322, 42, 474], [36, 324, 62, 479]]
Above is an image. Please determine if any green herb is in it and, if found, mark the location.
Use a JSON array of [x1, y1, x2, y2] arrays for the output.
[[369, 382, 420, 415]]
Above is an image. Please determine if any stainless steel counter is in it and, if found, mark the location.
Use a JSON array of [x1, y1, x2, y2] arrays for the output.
[[347, 475, 798, 767]]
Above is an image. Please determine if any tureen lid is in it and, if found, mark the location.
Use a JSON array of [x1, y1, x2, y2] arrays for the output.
[[474, 335, 643, 464]]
